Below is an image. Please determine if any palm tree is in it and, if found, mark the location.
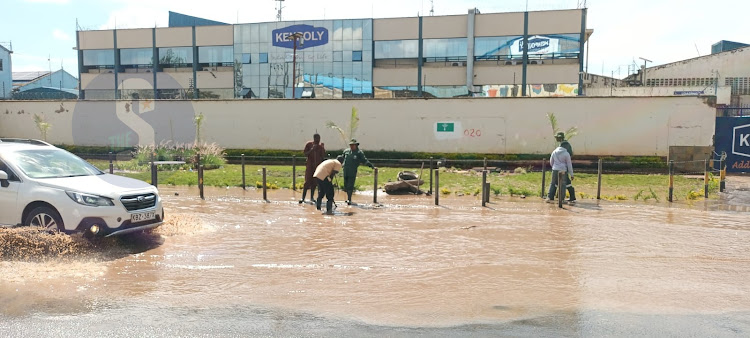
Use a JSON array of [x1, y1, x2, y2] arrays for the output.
[[546, 112, 578, 145], [33, 114, 51, 141], [326, 106, 359, 148]]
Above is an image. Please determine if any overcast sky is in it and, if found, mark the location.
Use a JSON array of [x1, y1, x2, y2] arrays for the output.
[[2, 0, 747, 78]]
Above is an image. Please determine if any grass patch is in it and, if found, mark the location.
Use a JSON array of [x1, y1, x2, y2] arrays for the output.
[[87, 160, 720, 201]]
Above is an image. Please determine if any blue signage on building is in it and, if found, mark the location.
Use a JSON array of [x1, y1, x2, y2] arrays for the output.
[[272, 24, 328, 50], [715, 117, 750, 172], [518, 37, 550, 53]]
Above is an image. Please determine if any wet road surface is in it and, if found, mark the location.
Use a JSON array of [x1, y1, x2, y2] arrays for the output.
[[2, 183, 750, 337]]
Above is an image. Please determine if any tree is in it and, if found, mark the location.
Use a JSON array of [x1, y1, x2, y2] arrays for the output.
[[234, 59, 243, 98], [33, 114, 51, 141], [326, 106, 359, 148], [194, 112, 205, 145], [546, 112, 578, 145]]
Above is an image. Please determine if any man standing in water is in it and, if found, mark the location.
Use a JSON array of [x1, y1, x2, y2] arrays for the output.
[[555, 131, 576, 203], [314, 156, 344, 215], [546, 140, 576, 204], [300, 133, 326, 204], [341, 139, 374, 205]]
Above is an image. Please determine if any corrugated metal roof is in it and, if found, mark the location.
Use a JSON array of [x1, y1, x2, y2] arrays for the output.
[[13, 71, 50, 82]]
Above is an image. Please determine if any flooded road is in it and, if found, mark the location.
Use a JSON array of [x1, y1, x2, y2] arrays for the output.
[[2, 184, 750, 337]]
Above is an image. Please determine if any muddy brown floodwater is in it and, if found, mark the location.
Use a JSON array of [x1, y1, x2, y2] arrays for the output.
[[2, 179, 750, 337]]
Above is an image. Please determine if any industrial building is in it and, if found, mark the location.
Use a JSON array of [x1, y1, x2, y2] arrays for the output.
[[75, 9, 591, 100], [622, 42, 750, 106], [12, 69, 78, 100], [0, 43, 11, 99]]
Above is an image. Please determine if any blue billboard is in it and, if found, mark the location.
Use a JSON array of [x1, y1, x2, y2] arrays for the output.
[[271, 24, 329, 50], [715, 117, 750, 172]]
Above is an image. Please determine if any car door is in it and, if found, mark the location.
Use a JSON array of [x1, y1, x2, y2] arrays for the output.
[[0, 158, 21, 226]]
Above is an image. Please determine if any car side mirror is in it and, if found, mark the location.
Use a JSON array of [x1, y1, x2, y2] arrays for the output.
[[0, 170, 8, 188]]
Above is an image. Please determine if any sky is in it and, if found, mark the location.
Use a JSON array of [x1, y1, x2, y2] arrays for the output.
[[1, 0, 747, 79]]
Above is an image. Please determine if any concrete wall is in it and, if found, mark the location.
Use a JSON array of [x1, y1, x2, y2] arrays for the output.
[[78, 30, 114, 50], [0, 97, 714, 156], [586, 85, 732, 105], [422, 15, 467, 39], [117, 28, 153, 49], [373, 17, 419, 40]]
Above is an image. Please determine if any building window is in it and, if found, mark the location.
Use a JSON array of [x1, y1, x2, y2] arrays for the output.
[[83, 49, 115, 67], [120, 48, 153, 69], [242, 53, 251, 64], [374, 40, 419, 59], [423, 38, 467, 62], [259, 53, 268, 64], [159, 47, 193, 68], [352, 51, 362, 62], [198, 46, 233, 67], [0, 59, 3, 71]]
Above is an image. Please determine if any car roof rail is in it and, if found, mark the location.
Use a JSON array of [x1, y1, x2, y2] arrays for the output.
[[0, 138, 53, 146]]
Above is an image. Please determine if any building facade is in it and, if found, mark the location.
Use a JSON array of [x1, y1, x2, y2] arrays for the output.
[[76, 9, 590, 100], [0, 43, 12, 99], [632, 45, 750, 106]]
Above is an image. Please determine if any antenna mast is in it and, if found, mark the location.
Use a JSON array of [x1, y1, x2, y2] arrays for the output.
[[430, 0, 434, 16], [275, 0, 285, 21]]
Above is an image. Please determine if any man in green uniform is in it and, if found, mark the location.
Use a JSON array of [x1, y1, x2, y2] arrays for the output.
[[341, 139, 374, 205], [554, 132, 575, 203]]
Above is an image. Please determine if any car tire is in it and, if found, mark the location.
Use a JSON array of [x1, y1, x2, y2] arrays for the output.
[[25, 206, 64, 232]]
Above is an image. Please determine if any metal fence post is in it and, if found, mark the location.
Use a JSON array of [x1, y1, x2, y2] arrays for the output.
[[704, 159, 709, 198], [262, 167, 267, 201], [483, 157, 487, 171], [373, 167, 378, 204], [485, 181, 490, 204], [482, 170, 487, 207], [292, 155, 296, 190], [241, 154, 246, 190], [435, 162, 440, 206], [668, 160, 674, 202], [720, 158, 726, 192], [109, 151, 114, 174], [199, 165, 204, 200], [597, 158, 603, 200], [558, 171, 564, 208], [541, 158, 546, 198], [429, 157, 434, 195], [150, 152, 157, 187]]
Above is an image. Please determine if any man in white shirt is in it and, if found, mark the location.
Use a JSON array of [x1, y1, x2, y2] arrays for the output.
[[546, 145, 576, 204], [313, 156, 344, 214]]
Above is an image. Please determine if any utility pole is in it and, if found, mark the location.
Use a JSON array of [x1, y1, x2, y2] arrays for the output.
[[638, 57, 652, 86], [286, 32, 303, 99], [275, 0, 285, 21]]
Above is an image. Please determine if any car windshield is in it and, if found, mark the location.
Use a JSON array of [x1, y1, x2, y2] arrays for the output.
[[7, 149, 104, 179]]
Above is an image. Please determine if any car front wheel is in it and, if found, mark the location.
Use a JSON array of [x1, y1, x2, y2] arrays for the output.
[[25, 206, 64, 232]]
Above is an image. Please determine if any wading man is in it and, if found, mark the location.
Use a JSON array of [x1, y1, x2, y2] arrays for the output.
[[555, 131, 575, 202], [314, 156, 344, 215], [300, 133, 326, 204], [546, 141, 576, 204], [341, 139, 374, 205]]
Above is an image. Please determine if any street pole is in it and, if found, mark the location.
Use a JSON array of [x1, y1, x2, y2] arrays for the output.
[[286, 32, 303, 99]]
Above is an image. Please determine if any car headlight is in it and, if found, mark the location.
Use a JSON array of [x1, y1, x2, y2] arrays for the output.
[[66, 191, 114, 207]]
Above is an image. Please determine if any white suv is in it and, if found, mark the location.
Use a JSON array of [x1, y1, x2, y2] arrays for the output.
[[0, 139, 163, 237]]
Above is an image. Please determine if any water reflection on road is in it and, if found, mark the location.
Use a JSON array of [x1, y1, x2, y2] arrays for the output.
[[2, 186, 750, 336]]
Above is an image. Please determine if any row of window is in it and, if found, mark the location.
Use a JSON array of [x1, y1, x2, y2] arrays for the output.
[[239, 51, 363, 64], [374, 35, 581, 60], [646, 77, 718, 87], [82, 46, 234, 68], [83, 88, 235, 100], [726, 77, 750, 95]]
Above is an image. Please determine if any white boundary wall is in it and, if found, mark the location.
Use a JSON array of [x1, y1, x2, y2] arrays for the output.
[[0, 97, 715, 156]]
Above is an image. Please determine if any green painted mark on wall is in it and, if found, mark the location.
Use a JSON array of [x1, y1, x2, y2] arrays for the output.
[[437, 123, 455, 132]]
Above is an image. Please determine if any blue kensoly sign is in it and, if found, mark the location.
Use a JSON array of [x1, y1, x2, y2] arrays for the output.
[[715, 117, 750, 172], [272, 24, 328, 50], [519, 37, 550, 53]]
